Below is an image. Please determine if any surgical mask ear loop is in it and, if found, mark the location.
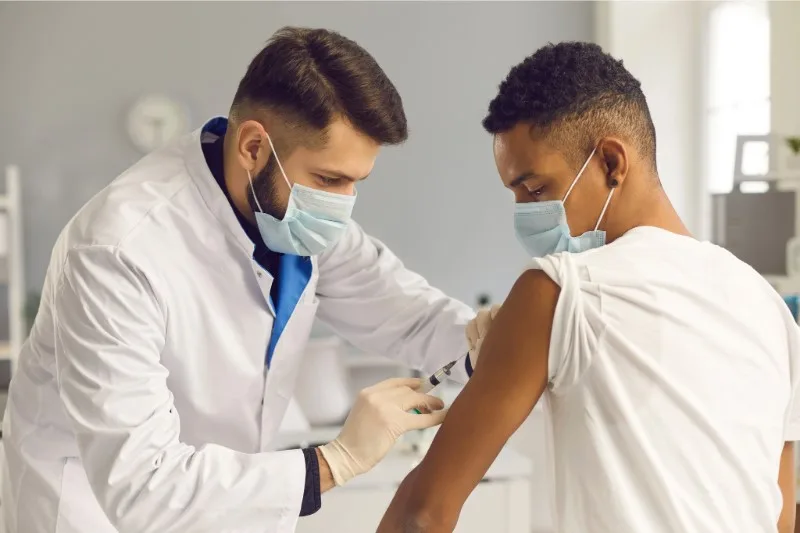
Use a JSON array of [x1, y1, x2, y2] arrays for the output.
[[562, 146, 598, 203], [594, 187, 615, 231], [247, 132, 292, 214], [247, 169, 265, 213], [264, 133, 292, 191]]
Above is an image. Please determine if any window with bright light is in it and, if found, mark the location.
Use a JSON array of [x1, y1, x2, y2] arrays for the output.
[[705, 0, 770, 193]]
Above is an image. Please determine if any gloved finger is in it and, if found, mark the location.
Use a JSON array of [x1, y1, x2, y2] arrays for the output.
[[399, 389, 445, 413], [475, 304, 503, 340], [403, 408, 449, 431], [475, 309, 492, 339], [368, 377, 424, 393], [468, 337, 484, 369], [466, 317, 480, 351]]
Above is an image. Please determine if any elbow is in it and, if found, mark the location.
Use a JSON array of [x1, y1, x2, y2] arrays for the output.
[[380, 505, 457, 533], [401, 507, 459, 533], [399, 490, 460, 533], [381, 472, 459, 533]]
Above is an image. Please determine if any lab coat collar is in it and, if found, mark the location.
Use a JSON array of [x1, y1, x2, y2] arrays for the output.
[[183, 118, 256, 255]]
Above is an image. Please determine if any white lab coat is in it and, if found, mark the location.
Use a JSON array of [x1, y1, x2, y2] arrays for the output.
[[0, 125, 474, 533]]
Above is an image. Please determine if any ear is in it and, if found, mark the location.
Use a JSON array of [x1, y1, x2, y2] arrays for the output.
[[596, 137, 629, 189], [234, 120, 272, 172]]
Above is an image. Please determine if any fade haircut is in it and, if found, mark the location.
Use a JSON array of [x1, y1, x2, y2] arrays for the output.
[[483, 42, 657, 172], [231, 26, 408, 153]]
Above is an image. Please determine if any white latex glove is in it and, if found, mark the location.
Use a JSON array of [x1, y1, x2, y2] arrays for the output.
[[319, 377, 446, 486], [466, 303, 502, 370]]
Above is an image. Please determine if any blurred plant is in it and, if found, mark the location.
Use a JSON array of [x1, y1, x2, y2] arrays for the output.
[[786, 136, 800, 155], [24, 290, 41, 334]]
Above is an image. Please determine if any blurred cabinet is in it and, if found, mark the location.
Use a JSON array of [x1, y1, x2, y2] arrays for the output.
[[507, 402, 554, 532], [295, 447, 531, 533]]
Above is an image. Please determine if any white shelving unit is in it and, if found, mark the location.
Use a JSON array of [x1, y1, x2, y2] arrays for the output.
[[1, 165, 25, 375]]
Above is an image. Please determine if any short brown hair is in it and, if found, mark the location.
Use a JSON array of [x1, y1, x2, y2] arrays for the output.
[[231, 27, 408, 148]]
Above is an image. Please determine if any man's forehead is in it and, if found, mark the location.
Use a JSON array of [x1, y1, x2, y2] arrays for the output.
[[495, 123, 528, 147], [495, 128, 573, 185], [496, 123, 555, 153], [295, 146, 376, 178], [495, 126, 549, 165], [294, 123, 379, 180]]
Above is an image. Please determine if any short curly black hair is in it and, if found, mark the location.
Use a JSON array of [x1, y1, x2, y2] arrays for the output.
[[483, 42, 656, 170]]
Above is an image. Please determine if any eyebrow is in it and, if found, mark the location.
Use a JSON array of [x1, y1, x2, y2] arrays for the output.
[[314, 169, 370, 182], [509, 172, 539, 188]]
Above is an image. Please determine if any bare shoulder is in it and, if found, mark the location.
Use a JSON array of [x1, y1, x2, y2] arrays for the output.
[[505, 268, 561, 318]]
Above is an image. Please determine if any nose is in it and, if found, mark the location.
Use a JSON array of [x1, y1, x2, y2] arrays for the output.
[[514, 190, 533, 204]]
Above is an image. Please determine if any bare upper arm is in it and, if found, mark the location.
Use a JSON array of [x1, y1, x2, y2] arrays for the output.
[[778, 441, 796, 533], [381, 269, 560, 527]]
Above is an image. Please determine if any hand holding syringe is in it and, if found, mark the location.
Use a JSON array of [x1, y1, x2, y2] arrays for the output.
[[411, 356, 463, 414], [410, 303, 501, 413]]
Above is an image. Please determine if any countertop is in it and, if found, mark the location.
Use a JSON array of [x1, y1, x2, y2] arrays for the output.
[[271, 425, 532, 489]]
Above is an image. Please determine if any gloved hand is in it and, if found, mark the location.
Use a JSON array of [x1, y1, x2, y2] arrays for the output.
[[319, 377, 446, 486], [466, 303, 502, 370]]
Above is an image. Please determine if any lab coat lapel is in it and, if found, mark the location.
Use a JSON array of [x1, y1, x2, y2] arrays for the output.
[[182, 126, 255, 256], [183, 125, 276, 317], [259, 257, 319, 449]]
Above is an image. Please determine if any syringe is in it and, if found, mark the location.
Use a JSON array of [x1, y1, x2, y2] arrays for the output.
[[411, 357, 462, 414]]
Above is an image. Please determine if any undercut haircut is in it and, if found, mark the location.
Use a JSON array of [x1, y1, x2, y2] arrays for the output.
[[231, 26, 408, 153], [483, 42, 657, 171]]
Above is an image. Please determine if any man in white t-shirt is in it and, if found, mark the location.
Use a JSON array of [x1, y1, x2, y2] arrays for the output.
[[378, 42, 800, 533]]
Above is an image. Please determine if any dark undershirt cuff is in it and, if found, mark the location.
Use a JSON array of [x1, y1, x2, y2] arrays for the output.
[[299, 447, 322, 516]]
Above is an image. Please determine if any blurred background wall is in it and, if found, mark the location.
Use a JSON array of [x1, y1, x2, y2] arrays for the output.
[[0, 2, 594, 337], [3, 2, 800, 532]]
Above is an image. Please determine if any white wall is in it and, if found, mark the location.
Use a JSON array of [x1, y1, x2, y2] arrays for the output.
[[595, 1, 704, 235], [597, 0, 800, 239], [770, 1, 800, 136], [0, 2, 594, 331], [0, 5, 593, 531]]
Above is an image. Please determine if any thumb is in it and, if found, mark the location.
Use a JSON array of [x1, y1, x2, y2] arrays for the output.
[[403, 408, 449, 431], [476, 310, 492, 339]]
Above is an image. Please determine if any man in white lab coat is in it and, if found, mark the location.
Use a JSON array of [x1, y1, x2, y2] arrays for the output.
[[0, 27, 494, 533]]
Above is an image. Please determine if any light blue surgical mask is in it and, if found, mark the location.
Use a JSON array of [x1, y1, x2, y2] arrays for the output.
[[248, 133, 356, 256], [514, 147, 615, 258]]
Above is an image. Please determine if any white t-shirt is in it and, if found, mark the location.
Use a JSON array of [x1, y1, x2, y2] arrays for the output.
[[531, 226, 800, 533]]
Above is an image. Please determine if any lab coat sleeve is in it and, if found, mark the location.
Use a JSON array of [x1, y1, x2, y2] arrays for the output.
[[316, 221, 475, 382], [53, 245, 305, 533], [783, 316, 800, 441]]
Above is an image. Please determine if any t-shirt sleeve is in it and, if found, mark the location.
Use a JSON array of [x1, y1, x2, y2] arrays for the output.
[[528, 253, 602, 393], [783, 318, 800, 441]]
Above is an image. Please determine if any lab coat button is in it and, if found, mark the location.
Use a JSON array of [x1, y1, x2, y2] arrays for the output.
[[257, 272, 263, 278]]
